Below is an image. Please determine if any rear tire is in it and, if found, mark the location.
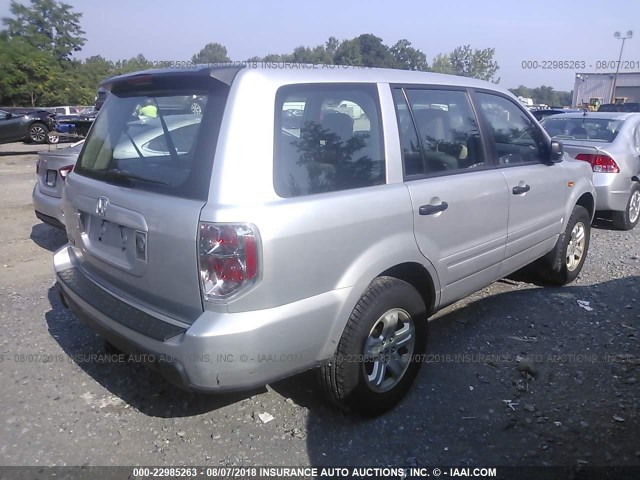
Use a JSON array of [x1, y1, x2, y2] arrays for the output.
[[536, 205, 590, 285], [612, 185, 640, 231], [319, 277, 428, 416], [47, 131, 60, 144]]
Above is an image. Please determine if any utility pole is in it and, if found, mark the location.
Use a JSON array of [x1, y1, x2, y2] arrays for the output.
[[611, 30, 633, 103]]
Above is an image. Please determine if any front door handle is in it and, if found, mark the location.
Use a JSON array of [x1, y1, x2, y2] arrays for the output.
[[512, 184, 531, 195], [419, 201, 448, 216]]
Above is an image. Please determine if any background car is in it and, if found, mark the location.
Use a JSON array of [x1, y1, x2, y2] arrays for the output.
[[541, 112, 640, 230], [597, 103, 640, 113], [50, 106, 91, 115], [32, 140, 84, 228], [0, 108, 57, 144], [531, 108, 583, 121]]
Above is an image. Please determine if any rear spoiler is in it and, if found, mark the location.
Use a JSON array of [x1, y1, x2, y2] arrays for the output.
[[100, 65, 244, 92]]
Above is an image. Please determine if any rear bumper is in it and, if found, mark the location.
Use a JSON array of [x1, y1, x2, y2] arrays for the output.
[[593, 173, 636, 212], [32, 184, 65, 228], [53, 245, 350, 392]]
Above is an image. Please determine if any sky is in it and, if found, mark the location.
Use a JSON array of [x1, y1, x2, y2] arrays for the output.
[[0, 0, 638, 91]]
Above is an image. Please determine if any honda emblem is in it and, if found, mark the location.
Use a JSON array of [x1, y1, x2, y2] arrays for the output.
[[96, 196, 109, 217]]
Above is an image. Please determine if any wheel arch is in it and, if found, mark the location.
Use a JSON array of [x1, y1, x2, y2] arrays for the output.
[[575, 192, 595, 222], [378, 262, 437, 315]]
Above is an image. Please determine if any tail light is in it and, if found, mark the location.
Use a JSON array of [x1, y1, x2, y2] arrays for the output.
[[575, 154, 620, 173], [59, 164, 74, 180], [198, 223, 260, 299]]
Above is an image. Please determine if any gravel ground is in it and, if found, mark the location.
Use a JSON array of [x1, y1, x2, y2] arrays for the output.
[[0, 142, 638, 469]]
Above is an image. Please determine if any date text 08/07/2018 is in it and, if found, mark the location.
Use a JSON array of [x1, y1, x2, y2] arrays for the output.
[[522, 60, 639, 70]]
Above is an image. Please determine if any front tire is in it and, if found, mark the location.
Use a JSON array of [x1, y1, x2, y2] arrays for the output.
[[537, 205, 590, 285], [319, 277, 428, 416], [28, 122, 49, 144], [612, 185, 640, 231], [189, 101, 202, 115]]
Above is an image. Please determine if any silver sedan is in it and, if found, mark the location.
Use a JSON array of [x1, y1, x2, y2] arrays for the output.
[[541, 112, 640, 230]]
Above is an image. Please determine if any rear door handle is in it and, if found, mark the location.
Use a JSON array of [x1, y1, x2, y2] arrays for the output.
[[512, 184, 531, 195], [419, 201, 448, 215]]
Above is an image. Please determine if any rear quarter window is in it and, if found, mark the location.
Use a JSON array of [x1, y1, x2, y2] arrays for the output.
[[273, 84, 385, 198]]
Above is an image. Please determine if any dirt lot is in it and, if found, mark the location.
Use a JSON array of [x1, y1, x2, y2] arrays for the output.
[[0, 142, 638, 470]]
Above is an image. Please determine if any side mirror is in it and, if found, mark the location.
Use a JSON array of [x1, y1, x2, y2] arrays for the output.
[[1, 112, 11, 120], [549, 140, 564, 163]]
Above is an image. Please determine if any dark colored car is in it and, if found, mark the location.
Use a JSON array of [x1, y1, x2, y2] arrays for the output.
[[531, 108, 583, 121], [0, 108, 57, 144], [598, 103, 640, 113]]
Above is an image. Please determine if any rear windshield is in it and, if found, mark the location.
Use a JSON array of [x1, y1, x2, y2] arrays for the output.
[[75, 84, 227, 199], [541, 117, 625, 143]]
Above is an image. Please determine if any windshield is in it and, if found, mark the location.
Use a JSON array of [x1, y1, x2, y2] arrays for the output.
[[541, 117, 624, 143], [75, 89, 218, 198]]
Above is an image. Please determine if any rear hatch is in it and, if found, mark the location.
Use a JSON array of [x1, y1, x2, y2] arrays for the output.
[[37, 142, 83, 198], [64, 70, 234, 323]]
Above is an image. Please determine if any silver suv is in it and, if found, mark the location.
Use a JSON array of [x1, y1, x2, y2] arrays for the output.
[[54, 65, 595, 416]]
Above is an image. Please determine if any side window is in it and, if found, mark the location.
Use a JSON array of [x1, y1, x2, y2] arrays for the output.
[[394, 88, 485, 176], [476, 92, 549, 165], [274, 84, 385, 198]]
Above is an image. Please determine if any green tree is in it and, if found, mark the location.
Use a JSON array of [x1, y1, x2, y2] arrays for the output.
[[325, 36, 339, 58], [262, 53, 294, 62], [430, 53, 454, 74], [448, 45, 499, 81], [356, 34, 394, 68], [390, 39, 428, 71], [508, 85, 573, 107], [113, 54, 153, 75], [191, 42, 230, 64], [334, 38, 363, 66], [0, 37, 63, 105], [2, 0, 86, 62]]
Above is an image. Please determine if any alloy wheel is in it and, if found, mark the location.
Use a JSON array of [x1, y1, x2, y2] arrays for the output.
[[363, 308, 415, 392], [566, 222, 586, 271]]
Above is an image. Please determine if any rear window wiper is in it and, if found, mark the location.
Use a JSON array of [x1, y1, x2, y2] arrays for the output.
[[100, 168, 170, 186]]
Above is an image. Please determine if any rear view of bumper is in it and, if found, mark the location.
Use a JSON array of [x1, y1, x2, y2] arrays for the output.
[[53, 245, 349, 392]]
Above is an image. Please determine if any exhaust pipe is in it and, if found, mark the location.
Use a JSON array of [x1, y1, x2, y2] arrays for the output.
[[56, 283, 69, 309]]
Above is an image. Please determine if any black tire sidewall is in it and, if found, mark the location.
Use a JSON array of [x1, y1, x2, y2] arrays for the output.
[[558, 206, 591, 284], [336, 278, 428, 415], [29, 122, 48, 144]]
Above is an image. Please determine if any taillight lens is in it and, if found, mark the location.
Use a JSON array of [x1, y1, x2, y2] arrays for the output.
[[59, 164, 74, 180], [198, 223, 260, 299], [575, 154, 620, 173]]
